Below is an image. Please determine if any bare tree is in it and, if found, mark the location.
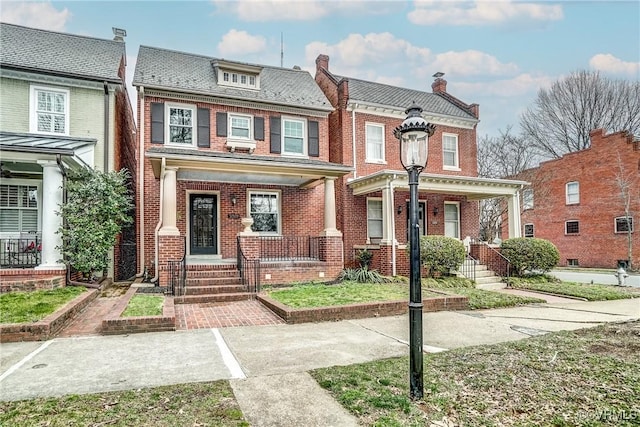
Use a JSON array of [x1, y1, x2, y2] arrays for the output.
[[520, 70, 640, 159], [614, 152, 636, 270]]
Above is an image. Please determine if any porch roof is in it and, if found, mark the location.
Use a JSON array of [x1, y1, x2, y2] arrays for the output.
[[146, 146, 353, 188], [0, 131, 95, 170], [348, 170, 529, 200]]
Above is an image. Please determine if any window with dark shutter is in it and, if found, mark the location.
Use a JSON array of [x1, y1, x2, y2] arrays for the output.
[[151, 102, 164, 144], [254, 116, 264, 141], [216, 112, 227, 137], [308, 120, 319, 157], [270, 116, 281, 154], [197, 108, 210, 148]]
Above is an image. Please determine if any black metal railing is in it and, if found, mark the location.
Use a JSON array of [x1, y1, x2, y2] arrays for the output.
[[258, 235, 320, 261], [167, 236, 186, 296], [485, 244, 513, 278], [1, 236, 41, 268], [237, 237, 260, 294], [458, 254, 477, 281]]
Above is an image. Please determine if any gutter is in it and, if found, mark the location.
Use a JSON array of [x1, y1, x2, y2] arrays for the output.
[[103, 82, 110, 172], [137, 86, 146, 278], [351, 103, 357, 179]]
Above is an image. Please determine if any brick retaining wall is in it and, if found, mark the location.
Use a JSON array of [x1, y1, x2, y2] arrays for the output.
[[102, 287, 175, 335]]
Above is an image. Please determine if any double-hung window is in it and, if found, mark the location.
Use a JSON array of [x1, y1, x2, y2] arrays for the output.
[[365, 123, 385, 162], [442, 134, 459, 170], [444, 202, 460, 239], [249, 191, 280, 234], [30, 86, 69, 135], [167, 104, 195, 145], [0, 184, 39, 233], [566, 182, 579, 204], [229, 114, 252, 140], [282, 118, 306, 156], [367, 198, 383, 243]]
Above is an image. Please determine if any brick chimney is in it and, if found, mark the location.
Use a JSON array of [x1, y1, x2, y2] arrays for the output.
[[316, 54, 330, 73], [112, 27, 126, 42], [432, 72, 447, 93]]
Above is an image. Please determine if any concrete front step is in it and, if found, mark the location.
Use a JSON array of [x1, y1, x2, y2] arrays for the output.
[[185, 269, 240, 279], [184, 284, 246, 295], [474, 270, 497, 278], [186, 276, 242, 286], [174, 292, 253, 304], [475, 275, 504, 285], [476, 282, 507, 290]]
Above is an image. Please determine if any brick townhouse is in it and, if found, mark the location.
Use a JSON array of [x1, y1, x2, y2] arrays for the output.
[[314, 54, 528, 276], [516, 129, 640, 269]]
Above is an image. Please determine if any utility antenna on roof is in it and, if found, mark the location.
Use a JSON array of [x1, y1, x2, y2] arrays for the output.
[[280, 32, 284, 67]]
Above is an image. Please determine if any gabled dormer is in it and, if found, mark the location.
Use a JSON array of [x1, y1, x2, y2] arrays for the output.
[[212, 59, 261, 91]]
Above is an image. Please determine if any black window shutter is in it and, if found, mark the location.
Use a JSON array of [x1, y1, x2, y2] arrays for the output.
[[270, 116, 281, 154], [150, 102, 164, 144], [216, 112, 227, 137], [308, 120, 319, 157], [254, 116, 265, 141], [197, 108, 210, 148]]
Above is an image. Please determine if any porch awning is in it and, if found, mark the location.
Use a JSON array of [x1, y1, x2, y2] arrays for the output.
[[146, 146, 353, 188], [0, 131, 95, 170], [348, 169, 528, 200]]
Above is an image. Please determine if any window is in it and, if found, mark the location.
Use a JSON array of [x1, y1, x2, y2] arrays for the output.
[[30, 86, 69, 135], [567, 259, 579, 267], [282, 118, 306, 155], [223, 72, 229, 82], [0, 184, 39, 233], [217, 69, 259, 89], [442, 134, 459, 169], [566, 182, 579, 204], [365, 123, 385, 162], [405, 201, 426, 240], [229, 114, 252, 140], [522, 188, 534, 210], [565, 220, 579, 234], [615, 217, 634, 233], [444, 202, 460, 239], [367, 198, 383, 242], [524, 223, 534, 238], [167, 104, 195, 145], [249, 192, 279, 234]]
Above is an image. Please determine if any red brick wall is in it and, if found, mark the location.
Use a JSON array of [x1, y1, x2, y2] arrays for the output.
[[518, 129, 640, 268]]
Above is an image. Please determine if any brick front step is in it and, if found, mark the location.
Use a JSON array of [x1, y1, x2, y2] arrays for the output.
[[186, 276, 242, 286], [174, 292, 253, 304], [184, 284, 247, 295], [185, 269, 240, 279]]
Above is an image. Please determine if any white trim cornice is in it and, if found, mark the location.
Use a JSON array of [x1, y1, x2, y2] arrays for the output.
[[0, 68, 116, 91]]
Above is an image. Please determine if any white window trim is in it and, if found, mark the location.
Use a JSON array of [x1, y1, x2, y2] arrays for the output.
[[444, 201, 461, 239], [282, 116, 307, 157], [442, 133, 460, 171], [565, 220, 580, 235], [29, 85, 70, 136], [365, 122, 386, 164], [615, 216, 634, 234], [217, 69, 260, 90], [165, 102, 197, 148], [566, 181, 579, 205], [0, 179, 42, 238], [366, 197, 383, 244], [247, 190, 281, 235], [524, 223, 534, 238]]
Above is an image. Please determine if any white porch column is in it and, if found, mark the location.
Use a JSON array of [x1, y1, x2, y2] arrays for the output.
[[380, 179, 395, 245], [322, 177, 342, 237], [507, 192, 522, 238], [36, 161, 65, 270], [159, 166, 180, 236]]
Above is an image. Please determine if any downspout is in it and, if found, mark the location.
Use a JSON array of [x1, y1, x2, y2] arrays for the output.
[[351, 103, 357, 179], [103, 82, 110, 172], [137, 86, 146, 277], [390, 176, 397, 277], [151, 157, 166, 284]]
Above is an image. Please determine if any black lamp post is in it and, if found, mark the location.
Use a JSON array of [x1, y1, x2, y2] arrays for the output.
[[393, 102, 435, 400]]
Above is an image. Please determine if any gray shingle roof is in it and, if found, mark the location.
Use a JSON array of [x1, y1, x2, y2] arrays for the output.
[[334, 74, 476, 120], [0, 22, 124, 83], [133, 46, 332, 111]]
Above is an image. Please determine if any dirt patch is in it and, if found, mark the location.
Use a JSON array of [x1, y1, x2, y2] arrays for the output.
[[100, 282, 131, 297]]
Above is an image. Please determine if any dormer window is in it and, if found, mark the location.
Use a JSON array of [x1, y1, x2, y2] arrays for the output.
[[213, 59, 261, 90]]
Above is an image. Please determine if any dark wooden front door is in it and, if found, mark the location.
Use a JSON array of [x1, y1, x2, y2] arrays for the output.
[[190, 194, 217, 255]]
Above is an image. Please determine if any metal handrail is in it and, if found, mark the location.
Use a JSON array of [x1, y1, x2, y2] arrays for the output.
[[258, 235, 320, 261], [485, 244, 512, 278], [458, 254, 477, 281], [167, 236, 186, 296], [237, 237, 260, 294]]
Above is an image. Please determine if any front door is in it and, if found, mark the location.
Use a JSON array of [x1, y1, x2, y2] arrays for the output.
[[190, 194, 217, 255]]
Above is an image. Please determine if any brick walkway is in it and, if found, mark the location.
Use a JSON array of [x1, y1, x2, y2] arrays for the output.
[[57, 296, 122, 337], [174, 300, 285, 330]]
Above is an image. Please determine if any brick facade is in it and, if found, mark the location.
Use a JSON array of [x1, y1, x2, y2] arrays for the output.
[[517, 129, 640, 269]]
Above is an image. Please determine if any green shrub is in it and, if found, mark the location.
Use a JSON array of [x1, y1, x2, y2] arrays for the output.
[[356, 249, 374, 268], [501, 238, 559, 276], [339, 267, 388, 283], [414, 236, 466, 277]]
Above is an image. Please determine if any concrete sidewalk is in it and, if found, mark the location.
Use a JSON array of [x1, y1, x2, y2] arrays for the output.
[[1, 298, 638, 426]]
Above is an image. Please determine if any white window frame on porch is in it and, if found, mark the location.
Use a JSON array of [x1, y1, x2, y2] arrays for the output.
[[0, 180, 42, 237], [442, 133, 460, 171], [165, 102, 197, 148], [444, 201, 460, 239], [366, 197, 383, 244], [247, 190, 281, 235], [365, 123, 385, 163], [30, 85, 70, 136]]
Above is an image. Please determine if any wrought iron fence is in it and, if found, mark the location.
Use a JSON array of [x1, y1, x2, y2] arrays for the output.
[[1, 236, 41, 268], [237, 237, 260, 294], [258, 235, 320, 261], [117, 241, 137, 281], [485, 245, 513, 278], [167, 236, 186, 296], [458, 254, 477, 281]]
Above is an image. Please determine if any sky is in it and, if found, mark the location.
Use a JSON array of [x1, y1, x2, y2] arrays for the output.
[[1, 0, 639, 138]]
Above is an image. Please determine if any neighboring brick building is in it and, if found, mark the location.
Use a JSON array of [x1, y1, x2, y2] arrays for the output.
[[0, 23, 135, 284], [516, 129, 640, 269], [314, 54, 527, 276]]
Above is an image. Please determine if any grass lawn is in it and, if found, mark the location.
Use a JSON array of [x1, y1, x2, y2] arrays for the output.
[[0, 287, 86, 324], [508, 275, 640, 301], [121, 294, 164, 317], [0, 380, 248, 427], [311, 320, 640, 426]]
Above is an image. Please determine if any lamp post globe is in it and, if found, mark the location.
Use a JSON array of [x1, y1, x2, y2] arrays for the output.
[[393, 102, 435, 400]]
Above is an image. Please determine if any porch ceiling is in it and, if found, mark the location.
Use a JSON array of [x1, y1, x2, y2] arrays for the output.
[[146, 147, 352, 188], [348, 169, 529, 200]]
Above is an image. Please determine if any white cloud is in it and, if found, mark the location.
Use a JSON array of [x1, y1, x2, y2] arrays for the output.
[[430, 50, 519, 77], [213, 0, 330, 22], [409, 0, 563, 26], [453, 73, 554, 98], [217, 30, 267, 57], [0, 1, 71, 31], [589, 54, 640, 77]]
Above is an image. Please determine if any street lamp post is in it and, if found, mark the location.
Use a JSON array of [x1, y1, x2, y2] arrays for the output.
[[393, 102, 435, 400]]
